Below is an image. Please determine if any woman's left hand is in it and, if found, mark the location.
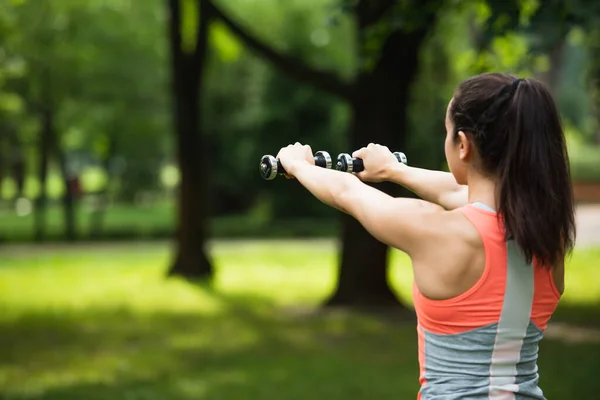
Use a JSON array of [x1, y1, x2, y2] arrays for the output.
[[276, 142, 315, 178]]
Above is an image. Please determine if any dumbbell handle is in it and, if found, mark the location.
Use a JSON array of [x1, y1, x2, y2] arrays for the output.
[[336, 151, 407, 173], [259, 151, 332, 180]]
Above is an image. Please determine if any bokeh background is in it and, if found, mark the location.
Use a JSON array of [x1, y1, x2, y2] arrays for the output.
[[1, 0, 599, 399]]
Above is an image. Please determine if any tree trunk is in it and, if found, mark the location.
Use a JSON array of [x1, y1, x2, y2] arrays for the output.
[[56, 146, 77, 241], [546, 41, 564, 96], [12, 155, 25, 201], [589, 29, 600, 146], [89, 138, 117, 238], [7, 128, 26, 201], [0, 130, 5, 193], [325, 28, 430, 308], [34, 108, 53, 242], [535, 39, 564, 97], [166, 0, 213, 279]]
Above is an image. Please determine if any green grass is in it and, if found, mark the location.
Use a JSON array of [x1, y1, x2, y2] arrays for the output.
[[0, 242, 599, 399], [0, 202, 176, 241], [0, 202, 338, 242]]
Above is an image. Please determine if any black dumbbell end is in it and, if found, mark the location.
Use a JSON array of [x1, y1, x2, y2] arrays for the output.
[[352, 158, 364, 173], [259, 155, 285, 180], [336, 153, 352, 172], [315, 151, 333, 169]]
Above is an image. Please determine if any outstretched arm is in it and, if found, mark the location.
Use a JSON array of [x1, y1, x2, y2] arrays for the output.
[[278, 144, 445, 257], [385, 164, 468, 210], [352, 144, 468, 210]]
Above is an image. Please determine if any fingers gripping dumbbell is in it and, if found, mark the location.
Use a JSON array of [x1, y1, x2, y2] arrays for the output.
[[335, 151, 407, 173], [259, 151, 333, 180]]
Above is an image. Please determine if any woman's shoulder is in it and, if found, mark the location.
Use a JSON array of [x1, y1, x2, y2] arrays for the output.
[[418, 205, 485, 249], [412, 207, 487, 300]]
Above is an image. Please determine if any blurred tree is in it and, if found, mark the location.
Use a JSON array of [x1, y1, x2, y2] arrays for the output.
[[209, 0, 445, 308], [479, 0, 600, 99], [0, 1, 28, 204], [202, 1, 352, 223], [588, 27, 600, 144], [204, 0, 600, 307], [166, 0, 214, 278], [67, 0, 171, 233], [0, 0, 171, 239], [1, 0, 80, 241]]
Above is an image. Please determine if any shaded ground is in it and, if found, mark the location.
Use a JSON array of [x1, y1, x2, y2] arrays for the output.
[[0, 305, 598, 400], [0, 240, 599, 399]]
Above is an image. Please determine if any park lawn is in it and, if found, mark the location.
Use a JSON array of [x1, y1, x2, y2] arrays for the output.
[[0, 242, 599, 400]]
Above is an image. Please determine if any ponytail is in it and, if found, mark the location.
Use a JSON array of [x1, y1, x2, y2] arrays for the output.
[[450, 73, 576, 268]]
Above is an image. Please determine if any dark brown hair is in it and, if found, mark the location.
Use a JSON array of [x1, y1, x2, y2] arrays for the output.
[[450, 72, 576, 268]]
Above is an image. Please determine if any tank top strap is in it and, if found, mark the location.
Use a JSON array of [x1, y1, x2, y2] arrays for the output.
[[457, 202, 506, 245]]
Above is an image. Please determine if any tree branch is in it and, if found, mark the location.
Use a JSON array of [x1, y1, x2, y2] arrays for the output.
[[167, 0, 183, 66], [207, 0, 352, 100]]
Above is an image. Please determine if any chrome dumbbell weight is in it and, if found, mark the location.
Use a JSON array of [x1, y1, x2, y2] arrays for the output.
[[335, 151, 407, 173], [259, 150, 333, 180]]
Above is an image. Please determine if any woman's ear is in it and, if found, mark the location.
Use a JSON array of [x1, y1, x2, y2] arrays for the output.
[[457, 131, 472, 162]]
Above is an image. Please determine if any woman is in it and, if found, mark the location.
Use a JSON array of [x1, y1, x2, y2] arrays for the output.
[[275, 72, 575, 399]]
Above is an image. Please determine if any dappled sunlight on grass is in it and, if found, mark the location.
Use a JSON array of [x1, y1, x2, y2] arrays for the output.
[[0, 240, 598, 399], [213, 241, 339, 306], [561, 247, 600, 303], [0, 254, 224, 317], [389, 249, 414, 305]]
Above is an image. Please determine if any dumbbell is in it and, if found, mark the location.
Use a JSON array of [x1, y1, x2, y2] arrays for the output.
[[336, 151, 407, 173], [259, 151, 333, 180]]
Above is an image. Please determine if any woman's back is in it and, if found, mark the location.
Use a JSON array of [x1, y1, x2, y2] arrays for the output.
[[413, 202, 562, 400]]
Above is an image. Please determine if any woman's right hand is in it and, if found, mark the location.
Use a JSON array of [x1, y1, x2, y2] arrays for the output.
[[352, 143, 404, 183]]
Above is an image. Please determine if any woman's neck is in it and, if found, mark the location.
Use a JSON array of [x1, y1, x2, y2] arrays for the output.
[[467, 171, 498, 211]]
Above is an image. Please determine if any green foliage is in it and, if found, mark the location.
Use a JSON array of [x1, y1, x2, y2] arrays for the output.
[[406, 1, 476, 169], [0, 243, 599, 398], [0, 0, 172, 201], [567, 128, 600, 182], [180, 0, 242, 61], [407, 0, 600, 174], [1, 0, 600, 236], [203, 0, 354, 218], [181, 0, 200, 54], [210, 21, 243, 62], [0, 0, 360, 217]]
